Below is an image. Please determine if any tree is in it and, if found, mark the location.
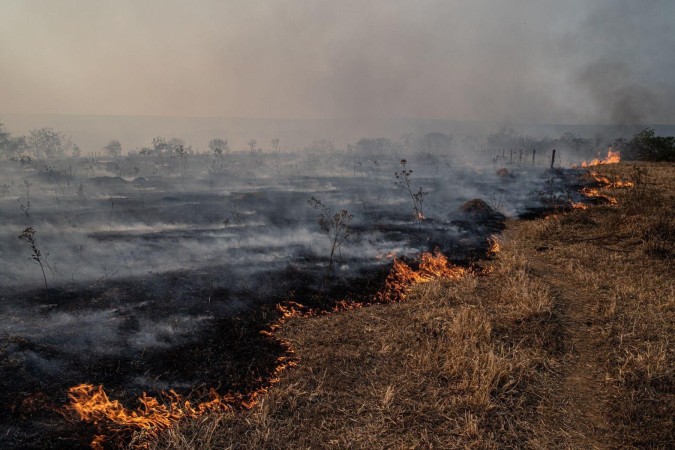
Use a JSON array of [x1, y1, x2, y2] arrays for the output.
[[624, 128, 675, 162], [152, 136, 168, 153], [27, 127, 71, 159], [209, 138, 229, 156], [271, 138, 280, 152], [166, 138, 186, 154], [248, 139, 257, 153], [307, 196, 353, 277], [104, 140, 122, 157], [0, 123, 27, 159]]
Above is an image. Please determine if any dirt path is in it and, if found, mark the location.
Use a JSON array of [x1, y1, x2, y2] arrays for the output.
[[522, 245, 616, 449]]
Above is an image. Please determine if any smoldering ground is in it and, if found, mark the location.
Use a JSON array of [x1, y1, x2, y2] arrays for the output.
[[0, 138, 588, 447]]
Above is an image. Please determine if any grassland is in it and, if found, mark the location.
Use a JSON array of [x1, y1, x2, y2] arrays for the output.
[[141, 162, 674, 449]]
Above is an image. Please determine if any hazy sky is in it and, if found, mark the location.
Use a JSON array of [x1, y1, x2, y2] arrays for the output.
[[1, 0, 674, 124]]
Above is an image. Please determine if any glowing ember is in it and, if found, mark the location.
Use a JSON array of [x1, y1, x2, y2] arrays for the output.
[[376, 249, 468, 303]]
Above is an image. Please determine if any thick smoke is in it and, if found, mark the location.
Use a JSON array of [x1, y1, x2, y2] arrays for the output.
[[1, 1, 673, 125]]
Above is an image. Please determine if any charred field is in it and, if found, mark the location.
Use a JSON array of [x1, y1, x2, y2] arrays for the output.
[[0, 148, 630, 448]]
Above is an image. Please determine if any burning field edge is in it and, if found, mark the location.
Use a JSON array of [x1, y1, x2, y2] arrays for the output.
[[66, 160, 673, 449]]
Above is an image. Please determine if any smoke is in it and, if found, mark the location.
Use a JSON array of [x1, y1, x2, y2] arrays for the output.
[[1, 1, 673, 125]]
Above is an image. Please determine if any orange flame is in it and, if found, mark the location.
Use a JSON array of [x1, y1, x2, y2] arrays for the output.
[[376, 250, 468, 303], [66, 249, 468, 448], [487, 236, 501, 256], [580, 187, 618, 205], [578, 149, 621, 168], [67, 384, 239, 448]]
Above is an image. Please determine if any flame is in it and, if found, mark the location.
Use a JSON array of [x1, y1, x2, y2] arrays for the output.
[[67, 384, 239, 449], [571, 202, 589, 210], [376, 250, 468, 303], [66, 249, 468, 448], [577, 149, 621, 168], [588, 171, 634, 188], [487, 236, 501, 256], [415, 211, 425, 221], [580, 187, 618, 205]]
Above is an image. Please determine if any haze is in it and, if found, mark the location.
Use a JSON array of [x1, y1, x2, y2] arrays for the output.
[[1, 0, 674, 125]]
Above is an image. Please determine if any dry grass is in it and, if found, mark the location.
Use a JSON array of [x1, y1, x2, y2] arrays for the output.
[[140, 162, 673, 449]]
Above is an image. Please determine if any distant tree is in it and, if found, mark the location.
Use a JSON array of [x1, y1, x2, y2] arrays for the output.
[[27, 127, 71, 159], [624, 128, 675, 162], [167, 138, 186, 154], [152, 136, 168, 153], [176, 145, 190, 175], [104, 140, 122, 157], [0, 123, 27, 159], [271, 138, 280, 152], [71, 145, 81, 158], [248, 139, 257, 153], [209, 138, 230, 156]]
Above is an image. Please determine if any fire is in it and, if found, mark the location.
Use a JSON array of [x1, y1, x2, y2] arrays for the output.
[[578, 149, 621, 168], [580, 187, 618, 205], [67, 384, 239, 449], [588, 171, 634, 188], [487, 236, 501, 256], [376, 249, 468, 303], [66, 249, 469, 448]]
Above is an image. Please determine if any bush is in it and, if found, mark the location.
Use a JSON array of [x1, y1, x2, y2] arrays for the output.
[[624, 128, 675, 162]]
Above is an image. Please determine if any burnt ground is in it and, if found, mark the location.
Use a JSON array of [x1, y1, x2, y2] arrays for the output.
[[0, 224, 501, 449], [0, 166, 600, 449], [139, 162, 672, 449]]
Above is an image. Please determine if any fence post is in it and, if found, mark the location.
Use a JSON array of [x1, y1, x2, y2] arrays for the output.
[[550, 149, 556, 169]]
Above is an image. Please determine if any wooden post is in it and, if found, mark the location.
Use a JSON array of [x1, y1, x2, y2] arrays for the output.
[[519, 149, 523, 166], [550, 149, 556, 169], [510, 149, 513, 165], [532, 149, 536, 166]]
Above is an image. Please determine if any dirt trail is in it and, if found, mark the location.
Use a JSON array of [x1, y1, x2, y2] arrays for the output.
[[522, 245, 616, 449]]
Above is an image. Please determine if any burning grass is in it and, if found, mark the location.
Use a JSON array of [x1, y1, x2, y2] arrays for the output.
[[68, 162, 674, 448], [65, 250, 471, 448], [137, 229, 561, 449]]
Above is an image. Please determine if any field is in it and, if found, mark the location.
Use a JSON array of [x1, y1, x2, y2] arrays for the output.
[[0, 147, 588, 448], [142, 162, 673, 449]]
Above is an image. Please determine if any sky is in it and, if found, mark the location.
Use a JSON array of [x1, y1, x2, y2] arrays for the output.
[[1, 0, 674, 124]]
